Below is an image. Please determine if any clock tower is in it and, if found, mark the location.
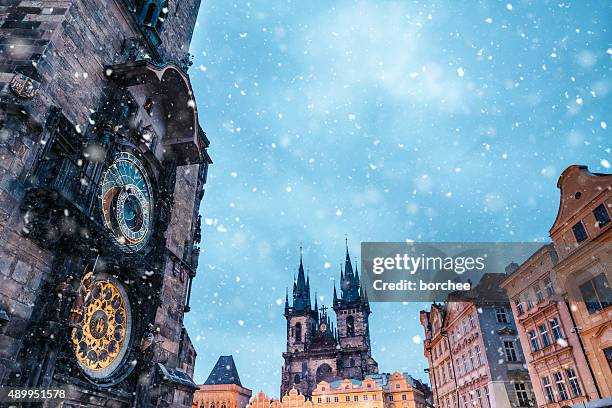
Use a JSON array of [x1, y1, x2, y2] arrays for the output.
[[0, 0, 210, 407]]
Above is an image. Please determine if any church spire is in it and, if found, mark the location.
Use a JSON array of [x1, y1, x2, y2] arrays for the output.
[[333, 283, 338, 304], [292, 246, 310, 312], [339, 238, 360, 304], [285, 288, 290, 313]]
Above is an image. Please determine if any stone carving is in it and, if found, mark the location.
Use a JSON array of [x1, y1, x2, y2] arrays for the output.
[[68, 272, 94, 327], [53, 275, 75, 322], [9, 73, 40, 99]]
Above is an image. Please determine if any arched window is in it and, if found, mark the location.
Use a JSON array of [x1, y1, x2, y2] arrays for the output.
[[295, 323, 302, 343], [316, 364, 333, 383], [349, 358, 355, 366], [294, 374, 301, 384], [346, 315, 355, 336]]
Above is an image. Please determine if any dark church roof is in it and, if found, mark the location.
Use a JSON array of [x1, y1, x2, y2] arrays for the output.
[[204, 355, 242, 386]]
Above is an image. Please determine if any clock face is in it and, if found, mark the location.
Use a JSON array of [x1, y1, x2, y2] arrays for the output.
[[100, 152, 153, 252], [71, 276, 132, 379], [320, 323, 328, 333]]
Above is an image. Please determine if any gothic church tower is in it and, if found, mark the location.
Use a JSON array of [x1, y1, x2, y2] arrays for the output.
[[281, 243, 378, 399]]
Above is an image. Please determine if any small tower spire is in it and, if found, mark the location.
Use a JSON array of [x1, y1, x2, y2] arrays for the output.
[[285, 287, 289, 313], [333, 283, 338, 304]]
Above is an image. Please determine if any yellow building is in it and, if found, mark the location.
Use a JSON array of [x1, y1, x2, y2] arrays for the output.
[[193, 355, 253, 408], [314, 373, 429, 408], [312, 377, 384, 408], [246, 374, 428, 408]]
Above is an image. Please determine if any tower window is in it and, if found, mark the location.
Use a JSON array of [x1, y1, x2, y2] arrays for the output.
[[294, 374, 300, 384], [346, 315, 355, 336], [593, 204, 610, 227], [295, 323, 302, 343]]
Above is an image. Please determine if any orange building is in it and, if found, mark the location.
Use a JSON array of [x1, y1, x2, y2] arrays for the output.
[[193, 355, 253, 408], [548, 166, 611, 401], [501, 165, 612, 408]]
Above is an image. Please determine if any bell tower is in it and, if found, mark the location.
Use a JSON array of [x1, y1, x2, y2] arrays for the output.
[[282, 250, 318, 397], [332, 241, 376, 378], [280, 242, 378, 399]]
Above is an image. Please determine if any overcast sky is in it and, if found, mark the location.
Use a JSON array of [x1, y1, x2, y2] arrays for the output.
[[184, 0, 611, 397]]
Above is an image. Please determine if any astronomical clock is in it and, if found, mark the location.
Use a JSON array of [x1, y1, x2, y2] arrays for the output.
[[70, 273, 132, 380], [100, 151, 154, 252]]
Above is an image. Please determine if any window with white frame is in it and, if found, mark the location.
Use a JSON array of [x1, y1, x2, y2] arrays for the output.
[[550, 318, 563, 341], [514, 383, 529, 407], [528, 330, 540, 352], [469, 349, 475, 369], [539, 324, 551, 347], [495, 308, 508, 323], [543, 277, 554, 297], [566, 367, 582, 398], [476, 389, 483, 408], [524, 291, 534, 309], [515, 299, 524, 315], [462, 354, 468, 372], [534, 284, 544, 303], [554, 372, 569, 400], [542, 376, 555, 403], [475, 345, 483, 366], [504, 341, 518, 362]]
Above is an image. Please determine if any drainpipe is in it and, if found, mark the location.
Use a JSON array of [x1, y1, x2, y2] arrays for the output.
[[565, 301, 602, 400], [442, 331, 460, 407]]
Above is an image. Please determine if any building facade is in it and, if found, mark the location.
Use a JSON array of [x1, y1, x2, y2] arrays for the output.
[[0, 0, 210, 406], [548, 166, 611, 400], [312, 373, 428, 408], [501, 165, 611, 407], [193, 355, 253, 408], [281, 245, 379, 398], [420, 274, 535, 408], [500, 244, 600, 407], [249, 373, 428, 408]]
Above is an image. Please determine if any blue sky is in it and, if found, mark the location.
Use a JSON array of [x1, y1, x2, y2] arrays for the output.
[[183, 0, 611, 397]]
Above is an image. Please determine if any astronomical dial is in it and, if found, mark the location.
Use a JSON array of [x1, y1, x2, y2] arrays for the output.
[[71, 276, 132, 379], [100, 152, 153, 252]]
